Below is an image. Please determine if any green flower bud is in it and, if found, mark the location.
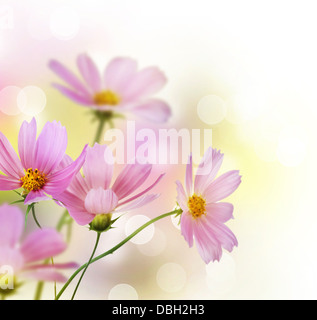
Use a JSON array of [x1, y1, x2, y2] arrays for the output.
[[90, 213, 112, 232]]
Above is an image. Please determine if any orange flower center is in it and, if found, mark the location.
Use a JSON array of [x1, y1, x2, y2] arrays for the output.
[[188, 194, 206, 218], [21, 168, 47, 191], [93, 90, 120, 106]]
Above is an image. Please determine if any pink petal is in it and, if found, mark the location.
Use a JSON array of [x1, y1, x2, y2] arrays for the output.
[[56, 155, 90, 199], [118, 173, 165, 207], [84, 188, 118, 214], [123, 66, 167, 101], [194, 148, 224, 195], [18, 118, 37, 170], [0, 131, 24, 179], [180, 211, 194, 248], [43, 144, 88, 196], [22, 269, 67, 283], [68, 206, 95, 226], [52, 83, 94, 106], [175, 180, 188, 212], [205, 202, 234, 223], [49, 59, 91, 96], [203, 170, 241, 203], [204, 216, 238, 252], [24, 190, 51, 205], [77, 53, 102, 93], [193, 218, 222, 263], [103, 57, 138, 94], [0, 175, 21, 191], [83, 143, 113, 190], [112, 163, 152, 200], [130, 99, 171, 123], [185, 153, 193, 196], [115, 193, 159, 213], [33, 120, 68, 175], [0, 247, 24, 272], [20, 228, 66, 264], [0, 204, 24, 247]]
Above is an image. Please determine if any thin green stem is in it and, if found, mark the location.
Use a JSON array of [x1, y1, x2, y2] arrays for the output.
[[55, 209, 182, 300], [71, 232, 101, 300], [32, 206, 42, 229], [94, 117, 106, 144]]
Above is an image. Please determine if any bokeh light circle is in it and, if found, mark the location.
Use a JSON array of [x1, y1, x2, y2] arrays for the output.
[[156, 262, 186, 293], [108, 283, 138, 300], [0, 86, 25, 115], [197, 94, 227, 125], [17, 86, 46, 116], [137, 227, 167, 257], [124, 215, 155, 245]]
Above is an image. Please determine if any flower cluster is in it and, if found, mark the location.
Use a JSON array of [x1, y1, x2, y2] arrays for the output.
[[0, 53, 241, 300]]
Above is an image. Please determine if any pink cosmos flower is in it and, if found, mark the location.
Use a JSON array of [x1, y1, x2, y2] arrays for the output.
[[0, 118, 87, 205], [55, 143, 164, 228], [176, 148, 241, 264], [49, 54, 171, 123], [0, 204, 77, 287]]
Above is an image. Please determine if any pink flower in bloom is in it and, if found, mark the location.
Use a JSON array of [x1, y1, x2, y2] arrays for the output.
[[176, 148, 241, 264], [49, 54, 171, 123], [55, 143, 164, 228], [0, 204, 77, 285], [0, 118, 87, 205]]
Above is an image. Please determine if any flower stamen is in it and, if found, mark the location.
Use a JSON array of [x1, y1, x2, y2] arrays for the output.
[[93, 90, 120, 106], [188, 194, 206, 218], [21, 168, 47, 191]]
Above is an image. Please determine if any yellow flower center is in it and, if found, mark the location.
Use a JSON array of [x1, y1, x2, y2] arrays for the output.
[[93, 90, 120, 106], [188, 194, 206, 218], [20, 168, 47, 191]]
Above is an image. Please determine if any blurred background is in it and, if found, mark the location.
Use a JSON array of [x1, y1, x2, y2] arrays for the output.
[[0, 0, 317, 300]]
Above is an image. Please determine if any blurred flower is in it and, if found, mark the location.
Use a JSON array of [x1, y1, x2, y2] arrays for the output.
[[0, 118, 87, 205], [176, 148, 241, 263], [0, 204, 77, 296], [49, 54, 171, 123], [55, 143, 164, 231]]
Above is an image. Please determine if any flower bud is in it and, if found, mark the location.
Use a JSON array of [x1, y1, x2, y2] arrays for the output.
[[90, 213, 112, 232]]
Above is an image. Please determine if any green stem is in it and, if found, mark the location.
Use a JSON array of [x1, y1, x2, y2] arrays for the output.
[[55, 208, 181, 300], [71, 232, 101, 300], [32, 206, 42, 229], [94, 117, 106, 144]]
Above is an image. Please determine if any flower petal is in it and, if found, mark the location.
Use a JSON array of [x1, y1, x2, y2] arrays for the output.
[[118, 173, 165, 207], [103, 57, 138, 94], [203, 170, 241, 203], [180, 211, 194, 248], [20, 228, 66, 264], [18, 118, 37, 170], [77, 53, 102, 93], [185, 153, 193, 196], [0, 175, 21, 191], [52, 83, 93, 106], [83, 143, 113, 190], [0, 132, 24, 179], [193, 218, 222, 263], [123, 66, 167, 101], [115, 193, 159, 213], [34, 121, 68, 174], [0, 204, 24, 247], [205, 202, 234, 223], [22, 269, 67, 283], [84, 188, 118, 214], [49, 59, 91, 96], [24, 190, 51, 205], [175, 180, 188, 212], [43, 145, 88, 196], [194, 148, 224, 195], [0, 247, 24, 273], [130, 99, 171, 123], [112, 163, 152, 200]]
